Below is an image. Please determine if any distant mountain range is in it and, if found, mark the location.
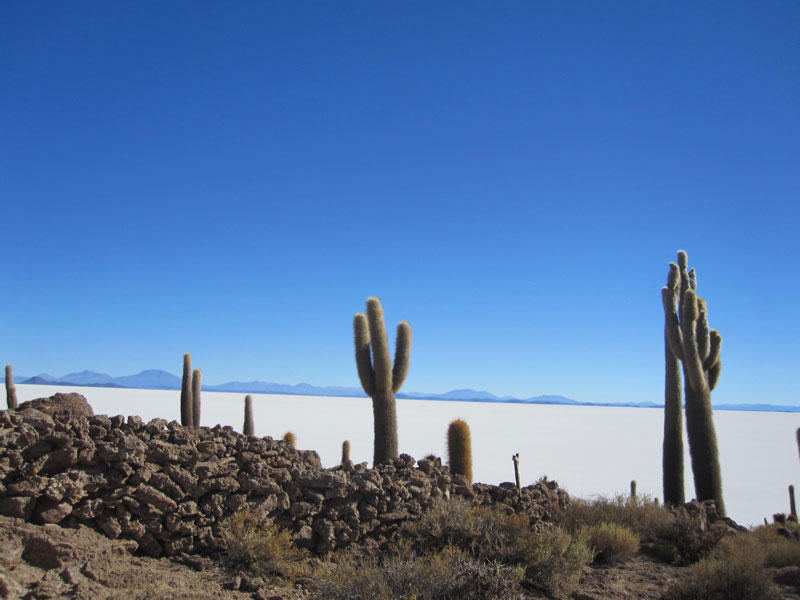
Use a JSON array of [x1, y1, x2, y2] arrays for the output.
[[4, 370, 799, 413]]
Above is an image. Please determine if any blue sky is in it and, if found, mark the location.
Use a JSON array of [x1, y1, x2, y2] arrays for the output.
[[2, 2, 798, 405]]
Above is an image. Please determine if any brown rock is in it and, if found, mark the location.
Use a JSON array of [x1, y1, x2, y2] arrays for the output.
[[19, 393, 94, 421]]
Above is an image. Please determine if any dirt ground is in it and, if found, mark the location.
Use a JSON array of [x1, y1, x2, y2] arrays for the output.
[[1, 515, 798, 600]]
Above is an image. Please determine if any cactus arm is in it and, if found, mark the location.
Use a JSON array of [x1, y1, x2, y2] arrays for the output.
[[705, 330, 722, 371], [366, 297, 393, 393], [662, 286, 685, 361], [708, 359, 722, 391], [696, 297, 711, 362], [354, 313, 376, 397], [680, 289, 710, 396], [391, 321, 412, 394]]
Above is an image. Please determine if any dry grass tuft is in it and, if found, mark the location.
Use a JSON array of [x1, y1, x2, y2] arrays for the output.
[[582, 522, 640, 564], [223, 509, 308, 581]]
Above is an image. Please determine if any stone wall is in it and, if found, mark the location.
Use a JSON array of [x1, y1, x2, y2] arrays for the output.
[[0, 400, 568, 557]]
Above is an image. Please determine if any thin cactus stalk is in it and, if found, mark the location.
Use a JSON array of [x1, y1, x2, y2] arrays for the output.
[[790, 485, 797, 518], [243, 395, 254, 436], [663, 251, 725, 516], [353, 297, 412, 465], [796, 427, 800, 463], [447, 419, 473, 485], [512, 453, 521, 491], [341, 440, 350, 464], [180, 354, 193, 427], [630, 480, 638, 504], [5, 365, 18, 410], [191, 369, 202, 428], [283, 431, 296, 449]]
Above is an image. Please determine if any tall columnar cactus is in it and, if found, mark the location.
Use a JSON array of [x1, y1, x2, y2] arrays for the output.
[[663, 251, 725, 516], [191, 369, 202, 427], [5, 365, 18, 410], [283, 431, 296, 449], [661, 253, 688, 507], [243, 395, 254, 436], [341, 440, 351, 464], [790, 485, 797, 519], [796, 427, 800, 463], [354, 297, 412, 465], [180, 353, 193, 426], [512, 453, 521, 491], [447, 419, 473, 485]]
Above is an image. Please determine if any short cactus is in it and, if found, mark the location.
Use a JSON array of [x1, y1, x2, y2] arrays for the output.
[[790, 485, 797, 519], [191, 368, 202, 427], [447, 419, 473, 485], [5, 365, 17, 410], [341, 440, 350, 464], [180, 353, 193, 426], [243, 395, 254, 436], [353, 297, 412, 465], [663, 251, 725, 516], [283, 431, 296, 449], [630, 480, 638, 504], [512, 453, 521, 491]]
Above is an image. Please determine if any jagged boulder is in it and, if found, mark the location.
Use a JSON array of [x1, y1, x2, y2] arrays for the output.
[[18, 393, 94, 421]]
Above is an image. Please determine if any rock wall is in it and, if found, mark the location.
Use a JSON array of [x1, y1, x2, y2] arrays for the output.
[[0, 400, 568, 557]]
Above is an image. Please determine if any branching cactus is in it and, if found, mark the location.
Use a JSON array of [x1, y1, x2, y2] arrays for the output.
[[663, 251, 725, 515], [354, 297, 412, 465], [447, 419, 473, 485], [283, 431, 296, 449], [341, 440, 351, 464], [180, 353, 193, 426], [191, 368, 202, 428], [5, 365, 18, 410], [243, 395, 254, 436]]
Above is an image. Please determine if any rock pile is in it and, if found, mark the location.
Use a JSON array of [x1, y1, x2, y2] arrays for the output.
[[0, 394, 569, 557]]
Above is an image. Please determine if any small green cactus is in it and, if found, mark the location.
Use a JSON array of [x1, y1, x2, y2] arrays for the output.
[[341, 440, 350, 464], [191, 368, 202, 427], [283, 431, 296, 449], [447, 419, 473, 485], [353, 297, 412, 465], [5, 365, 17, 410], [243, 395, 254, 436], [180, 353, 193, 426]]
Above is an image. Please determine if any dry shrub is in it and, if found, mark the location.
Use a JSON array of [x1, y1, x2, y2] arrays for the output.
[[522, 527, 594, 597], [582, 522, 639, 564], [560, 494, 672, 538], [223, 509, 308, 581], [401, 496, 530, 563], [311, 545, 523, 600], [749, 524, 800, 568], [663, 533, 779, 600]]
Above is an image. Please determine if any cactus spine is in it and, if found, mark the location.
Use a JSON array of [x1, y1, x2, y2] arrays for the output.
[[341, 440, 350, 464], [243, 395, 254, 436], [663, 251, 725, 516], [353, 297, 412, 465], [180, 353, 193, 426], [191, 368, 202, 427], [447, 419, 473, 485], [5, 365, 17, 410], [283, 431, 296, 449]]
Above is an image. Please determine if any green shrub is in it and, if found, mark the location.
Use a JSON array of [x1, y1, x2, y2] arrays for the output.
[[223, 510, 308, 581], [560, 494, 672, 538], [748, 524, 800, 568], [522, 527, 594, 596], [582, 522, 639, 564], [311, 545, 523, 600]]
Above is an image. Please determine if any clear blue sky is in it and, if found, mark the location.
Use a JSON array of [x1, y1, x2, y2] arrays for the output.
[[2, 2, 798, 405]]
